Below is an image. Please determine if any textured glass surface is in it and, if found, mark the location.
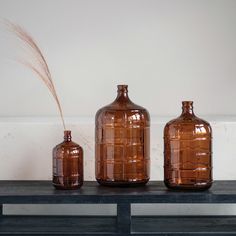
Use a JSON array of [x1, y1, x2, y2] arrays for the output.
[[53, 131, 83, 189], [164, 101, 212, 190], [95, 85, 150, 186]]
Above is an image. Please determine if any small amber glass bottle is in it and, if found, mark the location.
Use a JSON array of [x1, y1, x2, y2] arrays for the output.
[[53, 130, 83, 189], [164, 101, 212, 190], [95, 85, 150, 186]]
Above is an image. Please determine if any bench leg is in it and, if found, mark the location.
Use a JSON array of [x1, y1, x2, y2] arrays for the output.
[[117, 203, 131, 234]]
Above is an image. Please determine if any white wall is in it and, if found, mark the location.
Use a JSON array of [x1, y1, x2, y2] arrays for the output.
[[0, 0, 236, 117], [0, 0, 236, 216], [0, 117, 236, 181]]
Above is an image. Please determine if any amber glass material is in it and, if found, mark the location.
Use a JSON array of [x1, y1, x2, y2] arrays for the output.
[[164, 101, 212, 190], [53, 130, 83, 190], [95, 85, 150, 186]]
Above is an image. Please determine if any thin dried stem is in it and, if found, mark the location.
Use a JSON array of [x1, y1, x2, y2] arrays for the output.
[[4, 20, 66, 130]]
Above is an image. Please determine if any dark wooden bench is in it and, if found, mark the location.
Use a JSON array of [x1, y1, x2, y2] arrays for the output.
[[0, 180, 235, 235]]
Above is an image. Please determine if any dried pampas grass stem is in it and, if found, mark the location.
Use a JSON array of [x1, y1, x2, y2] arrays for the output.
[[4, 20, 66, 130]]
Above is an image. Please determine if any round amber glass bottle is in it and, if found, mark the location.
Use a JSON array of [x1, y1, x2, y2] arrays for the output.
[[164, 101, 212, 190], [95, 85, 150, 186], [53, 130, 83, 189]]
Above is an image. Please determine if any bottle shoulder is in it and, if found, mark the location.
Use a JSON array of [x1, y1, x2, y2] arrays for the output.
[[53, 141, 83, 151], [164, 115, 211, 130], [96, 101, 150, 120]]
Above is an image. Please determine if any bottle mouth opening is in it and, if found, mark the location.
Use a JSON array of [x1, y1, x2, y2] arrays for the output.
[[64, 130, 71, 136], [182, 101, 193, 106]]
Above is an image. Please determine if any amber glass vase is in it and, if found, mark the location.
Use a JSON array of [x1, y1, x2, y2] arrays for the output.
[[164, 101, 212, 190], [53, 130, 83, 190], [95, 85, 150, 186]]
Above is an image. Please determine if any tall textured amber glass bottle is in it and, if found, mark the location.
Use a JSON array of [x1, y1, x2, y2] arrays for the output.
[[53, 130, 83, 189], [95, 85, 150, 186], [164, 101, 212, 190]]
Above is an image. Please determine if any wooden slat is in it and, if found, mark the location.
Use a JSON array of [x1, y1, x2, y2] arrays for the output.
[[0, 181, 234, 204], [132, 216, 236, 235], [117, 203, 131, 233], [0, 216, 117, 235], [0, 215, 235, 235]]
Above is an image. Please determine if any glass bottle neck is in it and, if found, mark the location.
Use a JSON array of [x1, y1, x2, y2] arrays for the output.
[[64, 130, 72, 142], [115, 85, 130, 100], [181, 101, 194, 115]]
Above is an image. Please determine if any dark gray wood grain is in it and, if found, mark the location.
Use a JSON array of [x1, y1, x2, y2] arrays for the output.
[[0, 181, 235, 235], [0, 215, 235, 235], [0, 181, 234, 204], [0, 216, 116, 234], [133, 216, 236, 234], [117, 203, 131, 233]]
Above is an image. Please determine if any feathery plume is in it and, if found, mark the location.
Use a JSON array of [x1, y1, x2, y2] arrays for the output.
[[4, 20, 66, 130]]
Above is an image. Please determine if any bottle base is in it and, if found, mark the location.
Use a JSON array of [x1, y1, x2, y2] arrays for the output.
[[164, 180, 213, 191], [96, 178, 149, 187], [53, 176, 83, 190], [53, 183, 83, 190]]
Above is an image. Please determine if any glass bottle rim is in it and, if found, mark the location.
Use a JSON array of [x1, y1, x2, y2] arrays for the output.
[[117, 84, 128, 90], [182, 101, 193, 106]]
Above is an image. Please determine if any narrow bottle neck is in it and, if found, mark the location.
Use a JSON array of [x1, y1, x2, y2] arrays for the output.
[[115, 85, 130, 100], [64, 130, 72, 142], [181, 101, 194, 115]]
